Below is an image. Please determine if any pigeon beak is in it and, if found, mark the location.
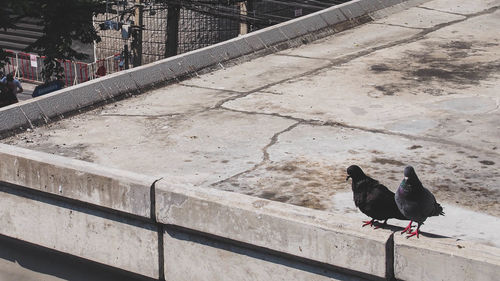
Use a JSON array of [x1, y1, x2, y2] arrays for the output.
[[346, 175, 351, 181]]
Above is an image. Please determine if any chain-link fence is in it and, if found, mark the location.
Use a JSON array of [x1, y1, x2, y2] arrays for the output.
[[93, 1, 349, 67], [178, 3, 240, 54]]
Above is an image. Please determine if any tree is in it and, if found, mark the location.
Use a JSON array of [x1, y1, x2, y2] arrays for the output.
[[0, 0, 106, 82], [0, 1, 28, 68]]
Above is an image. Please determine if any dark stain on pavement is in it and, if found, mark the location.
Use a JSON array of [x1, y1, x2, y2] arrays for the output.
[[371, 157, 405, 166], [370, 64, 391, 72], [479, 160, 495, 165]]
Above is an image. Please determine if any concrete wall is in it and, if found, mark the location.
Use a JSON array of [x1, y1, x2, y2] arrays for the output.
[[2, 1, 498, 280], [0, 0, 428, 137], [0, 144, 499, 280]]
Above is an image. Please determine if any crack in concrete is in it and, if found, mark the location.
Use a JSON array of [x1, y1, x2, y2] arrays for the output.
[[416, 5, 469, 17], [205, 6, 500, 158], [219, 106, 499, 157], [100, 113, 183, 118], [210, 5, 499, 112], [319, 120, 500, 156], [273, 53, 331, 61], [370, 22, 424, 30], [178, 83, 245, 94], [210, 122, 300, 187], [220, 106, 320, 124]]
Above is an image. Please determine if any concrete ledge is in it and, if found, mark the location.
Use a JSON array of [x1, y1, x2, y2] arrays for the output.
[[0, 152, 498, 280], [0, 144, 155, 218], [394, 235, 500, 281], [155, 181, 393, 278], [0, 0, 417, 136], [0, 183, 159, 278], [163, 226, 363, 281], [35, 88, 81, 119], [0, 105, 30, 131]]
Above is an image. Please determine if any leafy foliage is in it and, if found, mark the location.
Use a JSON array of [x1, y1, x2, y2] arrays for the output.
[[0, 0, 106, 82]]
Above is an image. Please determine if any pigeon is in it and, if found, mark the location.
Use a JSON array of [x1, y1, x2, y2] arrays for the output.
[[395, 166, 444, 238], [346, 165, 407, 228]]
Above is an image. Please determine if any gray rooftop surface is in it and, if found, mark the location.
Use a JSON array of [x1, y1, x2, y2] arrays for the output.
[[3, 0, 500, 246]]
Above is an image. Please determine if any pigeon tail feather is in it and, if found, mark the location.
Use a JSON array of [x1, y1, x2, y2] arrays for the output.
[[432, 202, 445, 217]]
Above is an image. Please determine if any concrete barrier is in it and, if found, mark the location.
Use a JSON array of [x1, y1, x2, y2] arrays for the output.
[[0, 184, 160, 278], [1, 0, 425, 137], [3, 0, 498, 280], [394, 235, 500, 281], [1, 144, 499, 280], [155, 181, 392, 279], [0, 144, 392, 280], [0, 143, 155, 218]]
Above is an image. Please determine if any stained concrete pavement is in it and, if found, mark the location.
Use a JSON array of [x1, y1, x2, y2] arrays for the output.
[[3, 0, 500, 246]]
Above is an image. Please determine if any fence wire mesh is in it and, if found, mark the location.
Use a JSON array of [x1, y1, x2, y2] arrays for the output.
[[94, 0, 349, 65], [1, 1, 350, 89]]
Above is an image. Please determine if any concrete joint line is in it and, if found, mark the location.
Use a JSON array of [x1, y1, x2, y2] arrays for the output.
[[386, 232, 396, 281], [150, 178, 163, 221], [150, 177, 165, 280], [416, 5, 468, 17], [370, 22, 424, 30], [218, 4, 500, 113], [0, 0, 428, 136], [179, 83, 245, 95], [219, 105, 497, 157]]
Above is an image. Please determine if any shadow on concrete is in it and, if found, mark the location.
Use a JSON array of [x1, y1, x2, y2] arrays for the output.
[[0, 182, 158, 281], [376, 223, 450, 239], [0, 234, 154, 281]]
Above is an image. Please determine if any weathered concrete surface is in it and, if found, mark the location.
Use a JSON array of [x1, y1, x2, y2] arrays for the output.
[[0, 0, 402, 135], [394, 235, 500, 281], [421, 0, 500, 14], [0, 184, 159, 278], [0, 144, 155, 218], [332, 191, 500, 248], [163, 226, 367, 281], [156, 181, 393, 278], [2, 0, 500, 248]]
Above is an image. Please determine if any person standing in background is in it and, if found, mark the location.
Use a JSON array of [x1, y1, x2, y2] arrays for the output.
[[1, 74, 23, 95], [0, 74, 22, 107]]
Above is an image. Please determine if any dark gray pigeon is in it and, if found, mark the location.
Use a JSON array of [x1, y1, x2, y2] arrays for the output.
[[395, 166, 444, 238], [346, 165, 407, 228]]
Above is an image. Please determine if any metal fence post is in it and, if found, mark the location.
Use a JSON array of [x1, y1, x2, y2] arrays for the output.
[[132, 0, 144, 67], [14, 53, 20, 79], [165, 3, 180, 58], [73, 62, 78, 85]]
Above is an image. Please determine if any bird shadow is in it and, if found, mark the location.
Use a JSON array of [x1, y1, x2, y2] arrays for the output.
[[374, 223, 449, 239]]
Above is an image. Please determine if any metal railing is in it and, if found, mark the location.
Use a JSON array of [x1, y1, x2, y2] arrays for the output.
[[1, 50, 123, 86]]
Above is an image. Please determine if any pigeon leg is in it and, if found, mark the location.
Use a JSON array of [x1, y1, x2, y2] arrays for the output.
[[362, 219, 376, 227], [374, 219, 388, 229], [406, 223, 421, 238], [401, 220, 413, 234]]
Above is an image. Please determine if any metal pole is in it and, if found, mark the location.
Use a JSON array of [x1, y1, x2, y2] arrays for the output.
[[73, 62, 78, 85], [247, 0, 254, 32], [14, 53, 19, 79], [165, 3, 180, 58], [240, 1, 248, 35], [132, 0, 143, 67], [124, 44, 129, 70], [92, 15, 97, 62]]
